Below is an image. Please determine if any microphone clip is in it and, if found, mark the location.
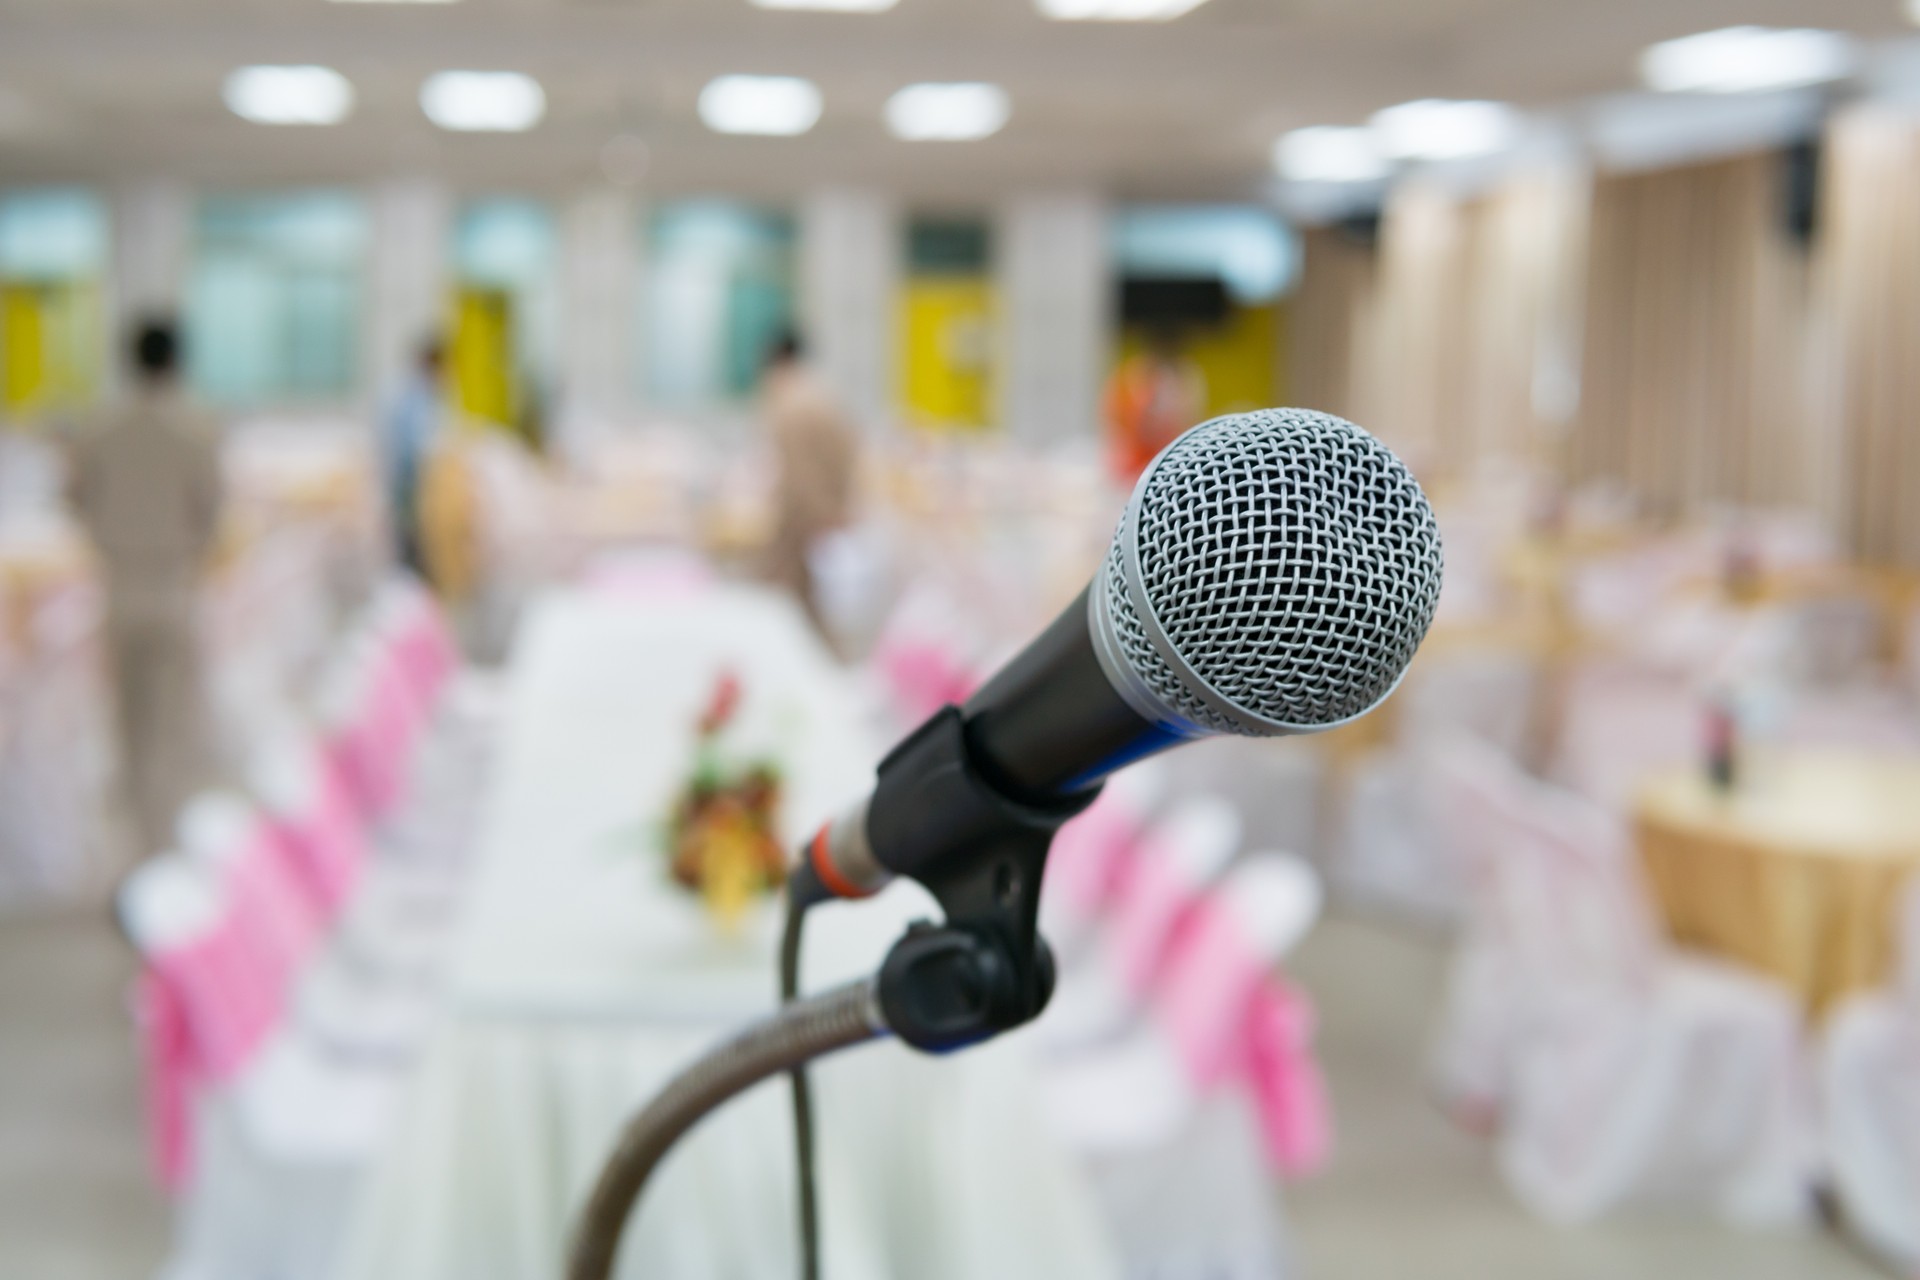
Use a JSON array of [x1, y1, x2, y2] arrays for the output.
[[864, 706, 1095, 1052]]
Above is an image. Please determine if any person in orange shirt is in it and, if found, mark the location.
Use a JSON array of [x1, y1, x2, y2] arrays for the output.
[[1104, 328, 1206, 483]]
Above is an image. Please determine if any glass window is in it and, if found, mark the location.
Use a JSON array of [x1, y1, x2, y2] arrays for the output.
[[187, 192, 366, 406], [641, 201, 795, 411]]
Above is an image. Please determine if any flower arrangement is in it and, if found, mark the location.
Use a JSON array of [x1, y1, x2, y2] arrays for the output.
[[662, 668, 788, 929]]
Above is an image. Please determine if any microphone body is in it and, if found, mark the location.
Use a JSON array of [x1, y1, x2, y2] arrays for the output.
[[803, 406, 1445, 903]]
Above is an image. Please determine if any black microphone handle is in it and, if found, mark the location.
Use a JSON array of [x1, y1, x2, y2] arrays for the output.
[[959, 586, 1192, 805]]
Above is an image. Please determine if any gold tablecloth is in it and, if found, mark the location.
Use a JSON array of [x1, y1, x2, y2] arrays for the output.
[[1635, 750, 1920, 1018]]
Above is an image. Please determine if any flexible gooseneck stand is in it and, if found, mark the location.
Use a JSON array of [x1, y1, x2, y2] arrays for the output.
[[565, 706, 1093, 1280]]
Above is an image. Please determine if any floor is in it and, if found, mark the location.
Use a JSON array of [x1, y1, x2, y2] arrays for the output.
[[0, 903, 1892, 1279]]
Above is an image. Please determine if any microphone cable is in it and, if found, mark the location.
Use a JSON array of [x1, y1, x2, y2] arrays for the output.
[[775, 886, 821, 1280]]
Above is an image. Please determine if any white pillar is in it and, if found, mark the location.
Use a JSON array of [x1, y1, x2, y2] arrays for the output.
[[108, 181, 191, 389], [558, 187, 638, 439], [799, 187, 898, 431], [997, 191, 1110, 442], [366, 178, 450, 406]]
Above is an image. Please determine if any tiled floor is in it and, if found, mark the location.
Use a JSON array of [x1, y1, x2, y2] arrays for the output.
[[0, 903, 1892, 1279], [0, 903, 167, 1279]]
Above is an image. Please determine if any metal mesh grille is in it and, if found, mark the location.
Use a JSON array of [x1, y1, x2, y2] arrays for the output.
[[1108, 408, 1443, 735]]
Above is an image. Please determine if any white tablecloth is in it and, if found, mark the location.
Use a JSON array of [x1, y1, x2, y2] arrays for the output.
[[332, 585, 1120, 1280]]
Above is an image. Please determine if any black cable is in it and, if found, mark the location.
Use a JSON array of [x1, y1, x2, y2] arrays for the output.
[[781, 866, 827, 1280]]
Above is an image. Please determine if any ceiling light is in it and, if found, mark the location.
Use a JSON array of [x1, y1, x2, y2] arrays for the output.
[[1640, 26, 1856, 94], [1036, 0, 1211, 21], [420, 71, 545, 132], [885, 83, 1009, 142], [752, 0, 897, 10], [1274, 126, 1389, 183], [1370, 99, 1522, 161], [698, 75, 823, 136], [330, 0, 459, 5], [223, 66, 354, 126]]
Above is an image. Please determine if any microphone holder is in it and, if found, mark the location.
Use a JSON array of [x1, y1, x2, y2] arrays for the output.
[[567, 705, 1094, 1278]]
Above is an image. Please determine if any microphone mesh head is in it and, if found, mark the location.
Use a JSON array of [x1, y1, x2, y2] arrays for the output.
[[1103, 408, 1443, 736]]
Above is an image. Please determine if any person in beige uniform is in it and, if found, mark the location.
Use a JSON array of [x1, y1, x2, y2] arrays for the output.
[[68, 319, 224, 855], [759, 332, 857, 637]]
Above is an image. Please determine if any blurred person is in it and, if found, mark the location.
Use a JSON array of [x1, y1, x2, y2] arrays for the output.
[[1104, 328, 1205, 482], [758, 331, 857, 636], [383, 336, 446, 575], [67, 317, 223, 856]]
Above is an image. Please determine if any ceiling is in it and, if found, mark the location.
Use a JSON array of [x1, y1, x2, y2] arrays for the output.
[[0, 0, 1913, 202]]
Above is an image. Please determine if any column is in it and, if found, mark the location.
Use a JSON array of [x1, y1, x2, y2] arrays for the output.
[[557, 187, 638, 442], [996, 190, 1110, 443], [366, 178, 450, 406], [799, 187, 898, 431]]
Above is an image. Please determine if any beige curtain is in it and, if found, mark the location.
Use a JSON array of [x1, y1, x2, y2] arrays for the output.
[[1815, 107, 1920, 570], [1571, 154, 1811, 518], [1292, 173, 1585, 483]]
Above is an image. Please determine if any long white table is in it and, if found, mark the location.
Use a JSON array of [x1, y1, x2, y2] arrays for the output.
[[332, 584, 1120, 1280]]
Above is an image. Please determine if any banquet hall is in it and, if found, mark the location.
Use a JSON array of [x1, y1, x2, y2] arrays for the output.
[[9, 1, 1920, 1277]]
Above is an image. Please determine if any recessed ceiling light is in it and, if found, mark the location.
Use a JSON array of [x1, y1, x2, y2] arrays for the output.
[[885, 83, 1010, 142], [1274, 126, 1390, 183], [751, 0, 897, 10], [1370, 99, 1522, 161], [698, 75, 823, 136], [420, 71, 546, 132], [1036, 0, 1210, 21], [1640, 27, 1856, 94], [223, 66, 354, 126]]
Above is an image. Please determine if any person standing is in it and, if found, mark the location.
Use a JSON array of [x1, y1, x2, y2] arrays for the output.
[[382, 337, 446, 576], [759, 332, 857, 637], [1103, 328, 1206, 482], [68, 318, 224, 856]]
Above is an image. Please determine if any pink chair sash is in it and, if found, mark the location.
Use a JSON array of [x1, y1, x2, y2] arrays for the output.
[[1043, 795, 1146, 920], [1243, 980, 1332, 1179], [875, 638, 979, 726], [272, 750, 368, 916], [1109, 850, 1207, 998], [1157, 897, 1332, 1179], [136, 974, 197, 1190]]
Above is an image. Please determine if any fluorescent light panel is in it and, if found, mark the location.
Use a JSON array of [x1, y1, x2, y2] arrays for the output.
[[420, 71, 545, 132], [1037, 0, 1210, 21], [1274, 126, 1388, 183], [224, 65, 354, 126], [698, 75, 823, 136], [752, 0, 896, 10], [1641, 26, 1856, 94], [886, 82, 1009, 141], [1370, 98, 1521, 161]]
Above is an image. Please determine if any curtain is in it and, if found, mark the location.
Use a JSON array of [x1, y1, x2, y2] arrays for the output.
[[1571, 153, 1812, 518], [1815, 106, 1920, 570]]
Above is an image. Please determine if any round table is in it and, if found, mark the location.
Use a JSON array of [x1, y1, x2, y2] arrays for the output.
[[1634, 749, 1920, 1018]]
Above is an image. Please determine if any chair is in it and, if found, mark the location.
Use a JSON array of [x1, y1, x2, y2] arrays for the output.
[[120, 853, 402, 1280], [1038, 795, 1242, 1053], [1819, 878, 1920, 1271], [1432, 738, 1815, 1224], [1043, 853, 1328, 1280], [1039, 760, 1170, 963]]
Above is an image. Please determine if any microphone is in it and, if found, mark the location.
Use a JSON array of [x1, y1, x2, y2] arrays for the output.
[[804, 407, 1444, 901]]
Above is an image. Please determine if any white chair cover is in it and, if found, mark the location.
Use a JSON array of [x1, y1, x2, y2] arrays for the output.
[[1432, 740, 1815, 1224], [1821, 879, 1920, 1269]]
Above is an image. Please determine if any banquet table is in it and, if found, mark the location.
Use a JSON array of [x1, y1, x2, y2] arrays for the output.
[[1634, 749, 1920, 1018], [331, 584, 1120, 1280]]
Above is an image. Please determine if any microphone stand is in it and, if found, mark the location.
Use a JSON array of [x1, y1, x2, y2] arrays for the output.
[[565, 707, 1091, 1280]]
